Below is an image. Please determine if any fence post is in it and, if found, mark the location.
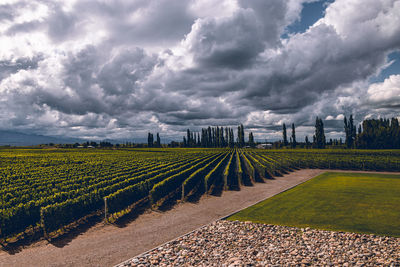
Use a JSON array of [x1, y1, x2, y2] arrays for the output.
[[104, 197, 108, 223], [40, 208, 48, 240]]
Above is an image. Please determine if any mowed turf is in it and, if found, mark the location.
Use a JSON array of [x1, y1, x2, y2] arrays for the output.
[[228, 172, 400, 237]]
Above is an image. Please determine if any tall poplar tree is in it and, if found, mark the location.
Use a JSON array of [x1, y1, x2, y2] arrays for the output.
[[291, 123, 296, 148], [207, 126, 212, 147], [225, 127, 229, 147], [344, 115, 356, 148], [220, 127, 224, 147], [187, 129, 191, 148], [240, 124, 245, 147], [237, 125, 242, 147], [147, 133, 154, 147], [229, 128, 234, 148], [249, 132, 255, 148], [183, 136, 187, 147], [315, 117, 326, 149], [282, 123, 288, 146], [197, 132, 201, 147], [156, 133, 161, 147]]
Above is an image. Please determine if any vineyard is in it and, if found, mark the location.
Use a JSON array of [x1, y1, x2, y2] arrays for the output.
[[1, 148, 400, 242]]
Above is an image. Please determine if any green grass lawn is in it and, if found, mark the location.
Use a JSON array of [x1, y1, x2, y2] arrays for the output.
[[228, 172, 400, 237]]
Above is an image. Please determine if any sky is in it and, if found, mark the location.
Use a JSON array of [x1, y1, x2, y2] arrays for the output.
[[0, 0, 399, 142]]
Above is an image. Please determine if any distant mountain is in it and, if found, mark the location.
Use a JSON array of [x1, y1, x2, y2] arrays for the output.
[[0, 130, 176, 146], [102, 138, 172, 144], [0, 130, 83, 146]]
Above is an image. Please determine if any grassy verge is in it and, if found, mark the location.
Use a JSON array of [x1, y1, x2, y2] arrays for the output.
[[228, 172, 400, 237]]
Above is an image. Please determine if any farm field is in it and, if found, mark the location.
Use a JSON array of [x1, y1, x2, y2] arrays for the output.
[[228, 172, 400, 237], [1, 148, 400, 243]]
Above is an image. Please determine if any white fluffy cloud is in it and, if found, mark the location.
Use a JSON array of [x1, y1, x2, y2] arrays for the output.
[[367, 75, 400, 108], [0, 0, 399, 141]]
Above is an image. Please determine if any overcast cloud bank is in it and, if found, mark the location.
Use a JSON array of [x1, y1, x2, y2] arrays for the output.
[[0, 0, 399, 141]]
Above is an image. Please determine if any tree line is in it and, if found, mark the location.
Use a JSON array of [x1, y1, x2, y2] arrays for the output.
[[147, 132, 161, 148], [182, 125, 255, 148], [282, 117, 325, 149], [23, 116, 398, 149], [348, 117, 400, 149], [71, 116, 400, 149], [281, 116, 400, 149]]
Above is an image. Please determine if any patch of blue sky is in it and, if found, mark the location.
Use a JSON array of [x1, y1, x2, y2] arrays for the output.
[[369, 51, 400, 83], [282, 0, 334, 38]]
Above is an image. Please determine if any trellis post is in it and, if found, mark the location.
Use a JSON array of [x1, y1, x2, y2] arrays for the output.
[[104, 197, 108, 223]]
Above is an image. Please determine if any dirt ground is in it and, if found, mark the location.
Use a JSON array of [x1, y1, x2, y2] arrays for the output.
[[1, 169, 399, 267]]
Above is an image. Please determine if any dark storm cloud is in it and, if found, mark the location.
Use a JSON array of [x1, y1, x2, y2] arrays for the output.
[[97, 48, 158, 96], [185, 11, 265, 69], [233, 23, 391, 113], [26, 45, 160, 116], [184, 0, 292, 70]]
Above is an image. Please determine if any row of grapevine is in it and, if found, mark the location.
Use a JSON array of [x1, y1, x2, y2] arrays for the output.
[[0, 149, 221, 239], [244, 152, 272, 179], [181, 152, 227, 200], [240, 152, 256, 183], [235, 150, 243, 186], [40, 152, 218, 235], [223, 151, 238, 190], [149, 153, 223, 205], [2, 148, 400, 241], [104, 153, 218, 217], [204, 152, 232, 193]]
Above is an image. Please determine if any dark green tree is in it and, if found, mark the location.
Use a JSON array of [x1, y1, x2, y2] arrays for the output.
[[314, 117, 326, 149], [207, 127, 212, 147], [291, 123, 296, 148], [212, 127, 216, 147], [220, 127, 224, 147], [201, 129, 207, 147], [187, 129, 191, 148], [240, 124, 245, 147], [197, 132, 201, 147], [216, 126, 220, 147], [156, 133, 161, 147], [237, 126, 241, 147], [229, 128, 234, 148], [248, 132, 255, 148], [225, 127, 229, 147], [356, 117, 400, 149], [282, 123, 288, 146], [344, 115, 356, 148], [147, 133, 154, 148], [183, 136, 187, 147]]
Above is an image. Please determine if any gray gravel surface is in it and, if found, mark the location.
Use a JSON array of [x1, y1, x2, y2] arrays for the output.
[[119, 220, 400, 266]]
